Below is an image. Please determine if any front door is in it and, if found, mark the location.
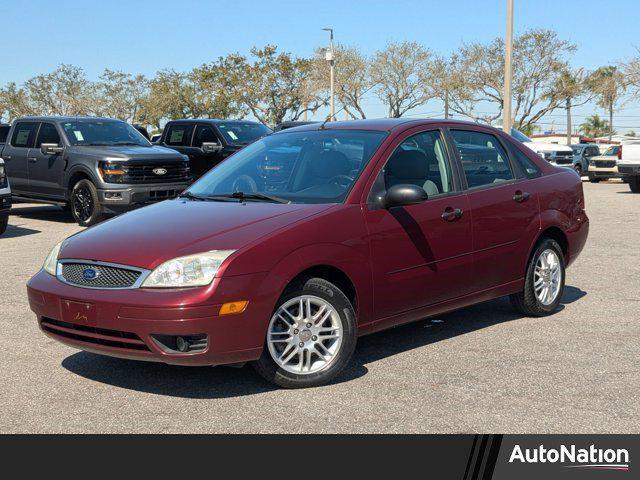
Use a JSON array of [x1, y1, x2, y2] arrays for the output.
[[191, 124, 224, 177], [448, 128, 540, 291], [364, 129, 474, 320], [2, 121, 38, 194], [27, 122, 65, 198]]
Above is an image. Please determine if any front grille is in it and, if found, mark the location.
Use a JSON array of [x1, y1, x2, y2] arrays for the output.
[[41, 317, 150, 351], [60, 263, 142, 288], [124, 162, 191, 184], [595, 160, 616, 168]]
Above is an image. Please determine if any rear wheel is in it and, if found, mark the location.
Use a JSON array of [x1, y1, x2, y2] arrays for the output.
[[71, 179, 104, 227], [510, 238, 565, 317], [252, 277, 357, 388], [629, 176, 640, 193]]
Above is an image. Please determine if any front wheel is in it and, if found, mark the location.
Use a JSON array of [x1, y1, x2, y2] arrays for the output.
[[0, 215, 7, 235], [71, 179, 104, 227], [252, 277, 357, 388], [510, 238, 565, 317], [588, 174, 601, 183], [629, 176, 640, 193], [573, 164, 583, 176]]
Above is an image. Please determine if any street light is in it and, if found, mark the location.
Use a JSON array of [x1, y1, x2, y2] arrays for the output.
[[322, 27, 335, 121]]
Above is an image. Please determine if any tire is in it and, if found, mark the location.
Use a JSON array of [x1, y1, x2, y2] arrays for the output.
[[510, 238, 565, 317], [573, 164, 582, 176], [588, 174, 601, 183], [0, 215, 7, 236], [70, 179, 104, 227], [252, 277, 357, 388], [629, 176, 640, 193]]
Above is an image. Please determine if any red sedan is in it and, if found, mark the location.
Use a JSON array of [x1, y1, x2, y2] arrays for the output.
[[27, 119, 589, 388]]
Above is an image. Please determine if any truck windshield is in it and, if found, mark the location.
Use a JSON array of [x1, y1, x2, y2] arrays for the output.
[[62, 121, 151, 147], [216, 122, 272, 146], [187, 129, 387, 204]]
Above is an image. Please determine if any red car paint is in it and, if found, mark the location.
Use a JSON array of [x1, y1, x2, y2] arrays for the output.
[[27, 119, 589, 366]]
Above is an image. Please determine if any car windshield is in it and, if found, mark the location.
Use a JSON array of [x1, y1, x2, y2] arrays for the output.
[[216, 122, 272, 146], [510, 128, 532, 143], [62, 120, 151, 146], [603, 146, 618, 155], [187, 129, 387, 204]]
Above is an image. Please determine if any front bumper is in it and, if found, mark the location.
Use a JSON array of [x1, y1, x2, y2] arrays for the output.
[[588, 165, 620, 178], [97, 182, 191, 212], [27, 269, 271, 366], [0, 193, 11, 214], [618, 164, 640, 176]]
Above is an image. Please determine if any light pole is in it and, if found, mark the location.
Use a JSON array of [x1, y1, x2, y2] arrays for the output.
[[503, 0, 514, 134], [322, 27, 335, 121]]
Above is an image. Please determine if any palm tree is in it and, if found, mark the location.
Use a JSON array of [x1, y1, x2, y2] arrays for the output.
[[588, 66, 626, 141], [554, 68, 591, 145], [580, 114, 613, 138]]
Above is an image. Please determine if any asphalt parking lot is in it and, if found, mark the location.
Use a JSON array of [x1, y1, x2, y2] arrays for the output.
[[0, 181, 638, 433]]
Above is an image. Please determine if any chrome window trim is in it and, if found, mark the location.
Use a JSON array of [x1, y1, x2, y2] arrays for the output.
[[56, 259, 151, 290]]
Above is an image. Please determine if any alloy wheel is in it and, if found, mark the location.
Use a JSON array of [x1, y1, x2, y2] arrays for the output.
[[267, 295, 343, 375], [73, 186, 93, 222], [534, 248, 562, 305]]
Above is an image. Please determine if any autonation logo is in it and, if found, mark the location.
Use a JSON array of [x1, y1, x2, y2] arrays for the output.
[[509, 444, 630, 471]]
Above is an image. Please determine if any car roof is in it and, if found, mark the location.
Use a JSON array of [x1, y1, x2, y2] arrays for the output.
[[13, 116, 123, 124], [167, 119, 265, 125], [273, 118, 496, 133]]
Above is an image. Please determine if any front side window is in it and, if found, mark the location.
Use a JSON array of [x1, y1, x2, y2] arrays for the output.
[[62, 121, 150, 146], [450, 130, 515, 188], [35, 123, 61, 147], [11, 122, 38, 148], [216, 122, 272, 146], [193, 125, 219, 148], [369, 130, 453, 204], [165, 124, 193, 147], [187, 129, 387, 204]]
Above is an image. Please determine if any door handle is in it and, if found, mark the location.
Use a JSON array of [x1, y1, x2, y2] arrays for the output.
[[28, 157, 38, 163], [513, 190, 530, 203], [3, 155, 10, 160], [441, 207, 463, 222]]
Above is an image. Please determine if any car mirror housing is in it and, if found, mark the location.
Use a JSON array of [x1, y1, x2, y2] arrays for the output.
[[201, 142, 223, 154], [41, 143, 64, 155], [384, 184, 428, 209]]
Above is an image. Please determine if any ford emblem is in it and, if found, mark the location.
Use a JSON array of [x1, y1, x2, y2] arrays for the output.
[[82, 268, 99, 281], [153, 168, 167, 175]]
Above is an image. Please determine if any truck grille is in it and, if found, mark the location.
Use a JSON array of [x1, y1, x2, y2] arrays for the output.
[[551, 151, 573, 164], [60, 262, 143, 288], [595, 160, 616, 168], [125, 162, 191, 184]]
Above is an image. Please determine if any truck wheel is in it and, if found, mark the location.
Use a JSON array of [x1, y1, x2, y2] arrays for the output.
[[510, 238, 565, 317], [252, 277, 357, 389], [573, 164, 583, 176], [0, 215, 7, 235], [71, 179, 104, 227], [588, 174, 600, 183], [629, 177, 640, 193]]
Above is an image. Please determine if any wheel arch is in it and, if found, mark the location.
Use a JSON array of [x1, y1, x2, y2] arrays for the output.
[[66, 167, 97, 200]]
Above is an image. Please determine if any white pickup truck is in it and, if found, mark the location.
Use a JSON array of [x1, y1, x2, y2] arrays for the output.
[[508, 128, 575, 166], [615, 143, 640, 193]]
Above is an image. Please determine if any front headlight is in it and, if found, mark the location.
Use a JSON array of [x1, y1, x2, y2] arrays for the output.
[[141, 250, 236, 288], [43, 241, 63, 276]]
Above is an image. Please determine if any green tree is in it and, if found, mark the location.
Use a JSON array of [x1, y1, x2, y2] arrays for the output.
[[580, 114, 613, 138], [554, 68, 592, 145], [0, 82, 33, 121], [589, 66, 626, 141], [95, 70, 148, 123], [23, 64, 95, 116]]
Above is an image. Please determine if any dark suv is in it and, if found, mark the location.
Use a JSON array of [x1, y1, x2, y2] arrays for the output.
[[0, 117, 191, 226], [159, 119, 272, 178]]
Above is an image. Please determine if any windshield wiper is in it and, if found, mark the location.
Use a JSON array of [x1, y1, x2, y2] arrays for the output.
[[178, 192, 207, 201], [209, 192, 291, 204], [112, 142, 143, 146]]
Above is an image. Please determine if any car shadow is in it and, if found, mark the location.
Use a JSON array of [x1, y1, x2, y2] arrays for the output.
[[1, 223, 41, 238], [10, 204, 75, 224], [61, 287, 584, 398]]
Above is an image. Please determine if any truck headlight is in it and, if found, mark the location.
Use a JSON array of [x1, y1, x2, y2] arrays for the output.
[[99, 161, 128, 183], [0, 163, 6, 188], [142, 250, 236, 288], [43, 241, 64, 276]]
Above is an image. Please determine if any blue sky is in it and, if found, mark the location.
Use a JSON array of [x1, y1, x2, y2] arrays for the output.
[[2, 0, 640, 131]]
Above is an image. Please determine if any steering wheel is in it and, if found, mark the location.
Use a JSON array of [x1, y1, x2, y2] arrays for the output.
[[328, 174, 353, 188], [232, 175, 258, 193]]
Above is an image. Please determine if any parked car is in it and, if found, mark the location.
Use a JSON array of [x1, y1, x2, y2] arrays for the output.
[[570, 144, 600, 176], [1, 116, 191, 226], [158, 119, 272, 178], [274, 121, 319, 131], [0, 157, 10, 235], [587, 145, 621, 183], [0, 123, 10, 145], [27, 119, 589, 388], [505, 128, 575, 166], [616, 143, 640, 192]]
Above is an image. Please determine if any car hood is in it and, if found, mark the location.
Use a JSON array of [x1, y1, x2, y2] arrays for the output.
[[523, 142, 573, 153], [69, 144, 185, 160], [59, 200, 333, 269]]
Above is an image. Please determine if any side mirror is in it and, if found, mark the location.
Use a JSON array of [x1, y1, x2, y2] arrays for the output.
[[384, 184, 428, 209], [201, 142, 223, 154], [41, 143, 64, 155]]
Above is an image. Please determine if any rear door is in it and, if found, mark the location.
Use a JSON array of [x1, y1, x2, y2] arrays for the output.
[[162, 122, 199, 174], [2, 122, 38, 193], [27, 122, 65, 198], [448, 128, 540, 292]]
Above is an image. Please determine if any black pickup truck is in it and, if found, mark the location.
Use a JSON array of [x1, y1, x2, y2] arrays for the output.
[[0, 116, 191, 226], [158, 119, 271, 178]]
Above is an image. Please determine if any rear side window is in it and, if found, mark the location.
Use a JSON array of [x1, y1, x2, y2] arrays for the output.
[[35, 123, 61, 147], [11, 122, 38, 148], [193, 125, 220, 148], [509, 145, 541, 178], [165, 124, 193, 146], [450, 130, 515, 188]]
